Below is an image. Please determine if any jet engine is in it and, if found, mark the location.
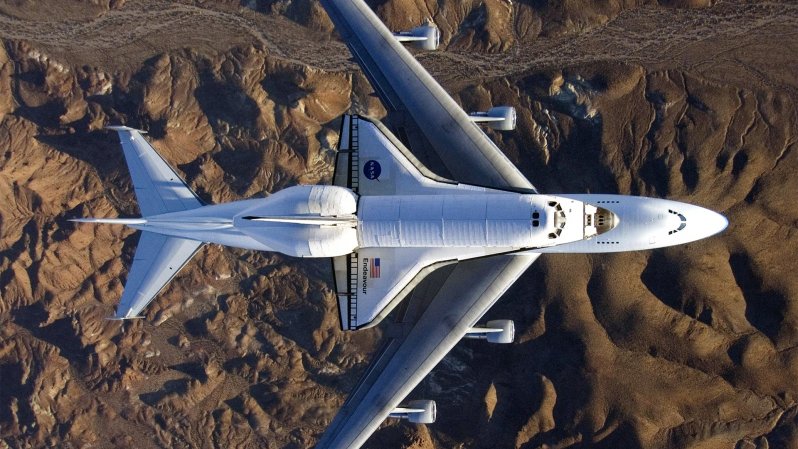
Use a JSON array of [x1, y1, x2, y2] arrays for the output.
[[390, 400, 437, 424], [393, 20, 440, 51], [468, 106, 517, 131], [465, 319, 515, 344]]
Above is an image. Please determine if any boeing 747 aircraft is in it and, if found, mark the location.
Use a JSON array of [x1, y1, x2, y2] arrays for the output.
[[73, 0, 727, 447]]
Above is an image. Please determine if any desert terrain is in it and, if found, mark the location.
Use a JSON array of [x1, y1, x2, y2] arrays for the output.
[[1, 0, 798, 448]]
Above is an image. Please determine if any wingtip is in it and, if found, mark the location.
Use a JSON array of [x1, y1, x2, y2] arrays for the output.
[[105, 125, 147, 134], [69, 217, 146, 225], [106, 314, 145, 321]]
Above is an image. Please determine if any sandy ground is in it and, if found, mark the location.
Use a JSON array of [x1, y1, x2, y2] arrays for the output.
[[1, 1, 798, 448]]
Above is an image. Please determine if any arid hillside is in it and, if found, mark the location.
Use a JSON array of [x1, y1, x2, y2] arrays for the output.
[[1, 1, 798, 448]]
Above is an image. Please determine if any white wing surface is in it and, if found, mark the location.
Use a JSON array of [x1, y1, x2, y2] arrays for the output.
[[333, 115, 491, 196], [114, 232, 203, 319], [318, 254, 540, 448], [332, 245, 521, 330], [107, 126, 203, 216], [321, 0, 536, 192], [334, 115, 455, 196]]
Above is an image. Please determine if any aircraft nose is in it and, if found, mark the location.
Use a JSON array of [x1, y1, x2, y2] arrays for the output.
[[695, 207, 728, 238]]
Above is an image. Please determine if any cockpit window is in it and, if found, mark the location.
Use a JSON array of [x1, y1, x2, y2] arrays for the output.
[[554, 210, 565, 228], [546, 201, 568, 236], [667, 209, 688, 235], [668, 209, 687, 222]]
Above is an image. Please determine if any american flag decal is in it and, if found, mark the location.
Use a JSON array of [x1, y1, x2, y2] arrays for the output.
[[370, 258, 381, 278]]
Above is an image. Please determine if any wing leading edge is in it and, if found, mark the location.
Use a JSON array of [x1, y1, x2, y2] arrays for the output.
[[320, 0, 536, 192], [316, 253, 539, 449]]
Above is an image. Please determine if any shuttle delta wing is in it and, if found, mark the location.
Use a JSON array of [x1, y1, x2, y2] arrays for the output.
[[332, 245, 521, 330], [107, 126, 203, 216], [333, 247, 454, 331], [114, 232, 203, 319], [333, 115, 486, 196], [317, 254, 540, 449], [334, 115, 453, 196], [320, 0, 536, 192]]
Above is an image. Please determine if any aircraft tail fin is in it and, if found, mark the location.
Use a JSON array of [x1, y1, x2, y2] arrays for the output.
[[107, 126, 204, 217]]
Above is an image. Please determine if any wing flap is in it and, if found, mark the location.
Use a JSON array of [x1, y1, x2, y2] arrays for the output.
[[115, 232, 203, 319]]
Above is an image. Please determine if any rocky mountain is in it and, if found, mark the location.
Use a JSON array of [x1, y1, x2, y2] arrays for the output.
[[1, 1, 797, 448]]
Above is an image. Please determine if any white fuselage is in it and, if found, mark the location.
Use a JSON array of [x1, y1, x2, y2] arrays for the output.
[[125, 184, 727, 258], [357, 194, 583, 248]]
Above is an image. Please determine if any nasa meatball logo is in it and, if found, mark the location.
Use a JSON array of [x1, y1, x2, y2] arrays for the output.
[[363, 160, 382, 180]]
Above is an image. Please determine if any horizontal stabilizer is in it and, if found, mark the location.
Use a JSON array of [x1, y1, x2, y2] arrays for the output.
[[115, 231, 203, 319], [107, 126, 202, 217]]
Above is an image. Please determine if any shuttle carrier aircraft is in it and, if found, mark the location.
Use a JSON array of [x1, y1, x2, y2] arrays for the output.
[[74, 0, 728, 447]]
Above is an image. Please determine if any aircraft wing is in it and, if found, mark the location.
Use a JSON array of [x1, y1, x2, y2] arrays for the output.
[[114, 232, 203, 319], [317, 253, 539, 448], [320, 0, 536, 192]]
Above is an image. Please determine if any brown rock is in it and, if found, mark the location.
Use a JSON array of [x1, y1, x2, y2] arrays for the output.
[[1, 1, 798, 448]]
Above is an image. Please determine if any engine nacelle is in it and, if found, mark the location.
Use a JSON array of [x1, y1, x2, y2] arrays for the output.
[[485, 319, 515, 344], [465, 319, 515, 344], [393, 21, 440, 51], [468, 106, 517, 131], [389, 400, 437, 424]]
